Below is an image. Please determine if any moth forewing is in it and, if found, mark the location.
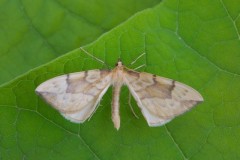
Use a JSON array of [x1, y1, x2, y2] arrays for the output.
[[123, 67, 203, 127], [35, 69, 112, 123]]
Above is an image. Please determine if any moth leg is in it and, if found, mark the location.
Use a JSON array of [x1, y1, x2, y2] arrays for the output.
[[128, 92, 139, 119]]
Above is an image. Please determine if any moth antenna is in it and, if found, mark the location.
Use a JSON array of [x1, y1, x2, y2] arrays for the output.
[[80, 47, 110, 69]]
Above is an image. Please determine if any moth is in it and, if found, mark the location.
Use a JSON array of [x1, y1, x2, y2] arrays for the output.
[[36, 59, 203, 130]]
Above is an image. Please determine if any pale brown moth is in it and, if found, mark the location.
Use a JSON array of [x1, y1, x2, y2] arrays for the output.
[[36, 50, 203, 130]]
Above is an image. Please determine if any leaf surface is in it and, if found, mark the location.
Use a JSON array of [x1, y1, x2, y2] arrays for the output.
[[0, 0, 239, 159], [0, 0, 160, 85]]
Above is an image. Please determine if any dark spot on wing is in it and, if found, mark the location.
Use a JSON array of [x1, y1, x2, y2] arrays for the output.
[[100, 69, 111, 77], [153, 74, 157, 83], [126, 70, 140, 78], [84, 71, 88, 77], [170, 80, 175, 92], [66, 74, 70, 86]]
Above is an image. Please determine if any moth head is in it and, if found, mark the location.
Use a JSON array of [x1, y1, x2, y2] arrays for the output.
[[116, 59, 123, 67]]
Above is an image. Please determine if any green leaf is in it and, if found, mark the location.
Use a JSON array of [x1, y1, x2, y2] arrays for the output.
[[0, 0, 160, 85], [0, 0, 240, 159]]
